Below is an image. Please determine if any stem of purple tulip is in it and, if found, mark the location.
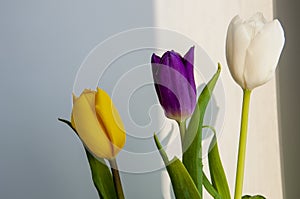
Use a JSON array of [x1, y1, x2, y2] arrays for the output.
[[178, 120, 186, 148], [109, 159, 125, 199], [234, 89, 251, 199]]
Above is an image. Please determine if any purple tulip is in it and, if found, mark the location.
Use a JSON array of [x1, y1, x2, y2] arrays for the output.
[[151, 46, 196, 122]]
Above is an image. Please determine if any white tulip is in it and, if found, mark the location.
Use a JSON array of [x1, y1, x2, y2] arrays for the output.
[[226, 12, 285, 90]]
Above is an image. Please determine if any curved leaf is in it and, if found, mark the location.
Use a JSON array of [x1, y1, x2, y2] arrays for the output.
[[206, 126, 231, 199], [203, 173, 221, 199], [86, 151, 117, 199], [182, 64, 221, 195], [154, 134, 201, 199], [59, 118, 117, 199]]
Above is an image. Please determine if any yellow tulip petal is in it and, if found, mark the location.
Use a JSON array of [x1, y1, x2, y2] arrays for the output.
[[71, 93, 77, 130], [71, 113, 76, 129], [72, 91, 114, 159], [95, 88, 126, 157], [72, 90, 96, 129], [72, 93, 77, 104]]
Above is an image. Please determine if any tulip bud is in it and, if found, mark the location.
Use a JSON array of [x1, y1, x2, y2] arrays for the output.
[[151, 47, 196, 122], [226, 12, 285, 90], [71, 88, 126, 159]]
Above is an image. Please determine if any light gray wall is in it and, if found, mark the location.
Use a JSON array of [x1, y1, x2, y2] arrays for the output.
[[0, 1, 155, 199], [275, 1, 300, 198]]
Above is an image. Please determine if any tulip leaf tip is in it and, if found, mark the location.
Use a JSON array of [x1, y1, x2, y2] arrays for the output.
[[58, 118, 77, 134], [153, 134, 169, 164], [217, 63, 222, 71], [58, 118, 71, 126], [153, 133, 161, 149]]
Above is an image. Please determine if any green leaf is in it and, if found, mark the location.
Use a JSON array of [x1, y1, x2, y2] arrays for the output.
[[86, 151, 117, 199], [206, 127, 231, 199], [154, 134, 202, 199], [203, 172, 221, 199], [182, 64, 221, 195], [58, 118, 117, 199], [167, 158, 202, 199], [242, 195, 266, 199]]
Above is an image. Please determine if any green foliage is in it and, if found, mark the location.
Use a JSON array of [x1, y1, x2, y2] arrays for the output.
[[207, 127, 231, 199], [242, 195, 266, 199], [203, 173, 221, 199], [86, 151, 117, 199], [154, 134, 202, 199], [182, 64, 221, 195], [58, 119, 117, 199]]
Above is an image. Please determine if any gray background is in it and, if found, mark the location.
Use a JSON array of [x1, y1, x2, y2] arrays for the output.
[[275, 0, 300, 198], [0, 1, 158, 199], [0, 0, 299, 199]]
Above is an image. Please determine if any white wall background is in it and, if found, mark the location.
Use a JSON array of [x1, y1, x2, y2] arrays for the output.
[[154, 0, 283, 198]]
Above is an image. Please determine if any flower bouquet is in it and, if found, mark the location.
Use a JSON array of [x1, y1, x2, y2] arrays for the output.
[[59, 13, 285, 199]]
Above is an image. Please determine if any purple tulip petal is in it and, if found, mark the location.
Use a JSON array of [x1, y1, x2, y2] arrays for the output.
[[151, 47, 197, 122], [157, 85, 181, 120], [151, 54, 163, 105], [160, 52, 187, 117], [151, 53, 161, 64], [183, 47, 196, 93], [161, 51, 187, 78], [183, 46, 195, 66]]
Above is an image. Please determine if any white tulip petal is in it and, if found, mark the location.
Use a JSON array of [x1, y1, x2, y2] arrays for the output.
[[244, 19, 285, 89], [247, 12, 265, 22], [226, 15, 252, 88], [246, 13, 266, 25], [226, 12, 285, 90], [245, 12, 266, 38], [226, 15, 240, 68]]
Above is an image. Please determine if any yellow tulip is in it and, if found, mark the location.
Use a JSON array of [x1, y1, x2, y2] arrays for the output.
[[71, 88, 126, 159]]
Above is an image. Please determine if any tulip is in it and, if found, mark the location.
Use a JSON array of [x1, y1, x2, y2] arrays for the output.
[[226, 13, 285, 199], [151, 46, 196, 123], [226, 12, 285, 90], [71, 88, 126, 159]]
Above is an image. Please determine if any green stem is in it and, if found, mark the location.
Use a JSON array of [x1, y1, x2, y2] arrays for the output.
[[234, 89, 251, 199], [109, 159, 125, 199], [178, 120, 186, 148]]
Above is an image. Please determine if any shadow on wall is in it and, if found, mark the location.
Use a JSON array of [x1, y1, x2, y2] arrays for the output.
[[275, 1, 300, 199]]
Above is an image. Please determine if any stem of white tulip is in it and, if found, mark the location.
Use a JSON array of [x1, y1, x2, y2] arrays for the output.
[[109, 159, 125, 199], [234, 89, 251, 199]]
